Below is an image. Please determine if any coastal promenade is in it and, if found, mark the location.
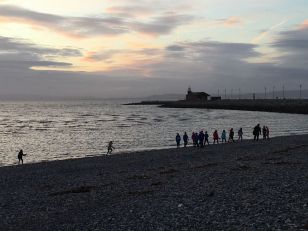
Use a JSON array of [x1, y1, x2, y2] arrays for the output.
[[126, 99, 308, 114], [1, 135, 308, 230]]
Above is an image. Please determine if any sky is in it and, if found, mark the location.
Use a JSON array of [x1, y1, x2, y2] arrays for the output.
[[0, 0, 307, 99]]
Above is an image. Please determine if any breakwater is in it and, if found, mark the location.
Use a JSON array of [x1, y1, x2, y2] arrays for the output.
[[126, 99, 308, 114]]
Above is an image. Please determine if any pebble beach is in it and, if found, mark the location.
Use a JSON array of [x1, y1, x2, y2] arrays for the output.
[[1, 135, 308, 230]]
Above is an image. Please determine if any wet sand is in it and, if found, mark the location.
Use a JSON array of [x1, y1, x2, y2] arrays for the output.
[[1, 135, 308, 230]]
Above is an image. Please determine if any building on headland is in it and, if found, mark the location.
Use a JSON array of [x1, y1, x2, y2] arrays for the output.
[[186, 87, 210, 101]]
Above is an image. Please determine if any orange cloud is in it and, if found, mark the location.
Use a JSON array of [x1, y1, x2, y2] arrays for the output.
[[299, 19, 308, 30], [82, 51, 98, 62], [223, 16, 242, 27]]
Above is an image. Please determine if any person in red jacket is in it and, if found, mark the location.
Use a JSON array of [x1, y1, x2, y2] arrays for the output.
[[213, 130, 219, 144]]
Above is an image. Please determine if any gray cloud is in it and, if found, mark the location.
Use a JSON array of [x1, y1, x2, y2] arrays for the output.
[[131, 13, 193, 35], [0, 36, 78, 69], [0, 5, 127, 37], [0, 5, 193, 37], [0, 36, 82, 57], [164, 41, 260, 63], [272, 28, 308, 69], [273, 28, 308, 50], [86, 48, 161, 62]]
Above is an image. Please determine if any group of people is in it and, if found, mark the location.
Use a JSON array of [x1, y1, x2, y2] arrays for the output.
[[176, 124, 269, 147], [253, 124, 270, 141], [16, 124, 270, 164]]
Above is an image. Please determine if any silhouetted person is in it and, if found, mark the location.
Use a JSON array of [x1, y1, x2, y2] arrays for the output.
[[221, 130, 227, 143], [199, 131, 205, 148], [18, 149, 26, 164], [107, 141, 115, 154], [183, 132, 188, 147], [262, 126, 267, 140], [213, 130, 219, 144], [204, 131, 209, 146], [195, 132, 200, 147], [238, 128, 243, 141], [192, 132, 197, 147], [253, 124, 261, 141], [228, 128, 235, 143], [266, 126, 270, 140], [176, 133, 181, 148]]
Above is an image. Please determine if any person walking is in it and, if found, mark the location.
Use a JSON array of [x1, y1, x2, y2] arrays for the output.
[[238, 128, 243, 141], [195, 132, 199, 147], [228, 128, 235, 143], [221, 130, 227, 143], [192, 132, 197, 147], [183, 132, 188, 147], [213, 130, 219, 144], [262, 126, 267, 140], [253, 124, 261, 141], [199, 130, 205, 148], [204, 131, 210, 146], [176, 133, 181, 148], [107, 141, 115, 154], [18, 149, 26, 164], [266, 126, 270, 140]]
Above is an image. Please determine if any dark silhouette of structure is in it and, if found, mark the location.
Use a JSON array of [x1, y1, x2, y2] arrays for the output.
[[186, 87, 210, 101]]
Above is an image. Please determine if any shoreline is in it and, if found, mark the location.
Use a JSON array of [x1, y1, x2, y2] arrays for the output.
[[0, 134, 305, 168], [1, 134, 308, 230]]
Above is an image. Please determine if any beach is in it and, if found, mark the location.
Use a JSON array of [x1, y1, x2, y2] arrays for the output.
[[1, 135, 308, 230]]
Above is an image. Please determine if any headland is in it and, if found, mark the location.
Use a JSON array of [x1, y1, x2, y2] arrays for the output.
[[126, 99, 308, 114]]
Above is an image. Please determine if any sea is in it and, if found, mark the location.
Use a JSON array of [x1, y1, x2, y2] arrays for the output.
[[1, 99, 308, 166]]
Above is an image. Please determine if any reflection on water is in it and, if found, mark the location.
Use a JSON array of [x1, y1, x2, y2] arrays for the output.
[[0, 100, 308, 166]]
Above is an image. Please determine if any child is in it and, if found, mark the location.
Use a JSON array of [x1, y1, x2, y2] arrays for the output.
[[221, 130, 227, 143], [107, 141, 115, 154], [265, 126, 270, 140], [18, 149, 26, 164]]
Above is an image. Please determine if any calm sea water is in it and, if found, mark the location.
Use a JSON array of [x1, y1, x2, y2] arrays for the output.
[[1, 100, 308, 166]]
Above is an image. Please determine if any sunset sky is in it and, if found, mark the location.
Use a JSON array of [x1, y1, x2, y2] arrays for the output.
[[0, 0, 307, 98]]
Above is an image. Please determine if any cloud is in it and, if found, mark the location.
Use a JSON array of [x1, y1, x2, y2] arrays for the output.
[[216, 16, 243, 27], [0, 24, 308, 99], [165, 41, 260, 61], [105, 6, 154, 17], [0, 36, 82, 57], [299, 19, 308, 30], [0, 5, 193, 38], [83, 48, 162, 63], [272, 27, 308, 68], [0, 36, 79, 69], [252, 19, 288, 44], [0, 5, 128, 38], [131, 12, 193, 35]]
